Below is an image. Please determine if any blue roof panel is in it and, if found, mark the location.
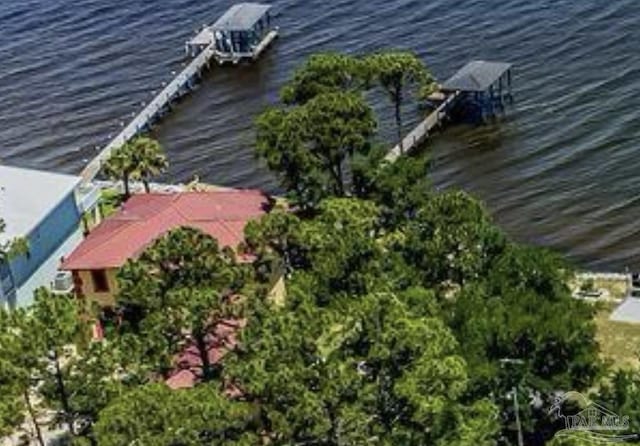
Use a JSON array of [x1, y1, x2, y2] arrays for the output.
[[442, 60, 512, 92], [212, 3, 272, 32]]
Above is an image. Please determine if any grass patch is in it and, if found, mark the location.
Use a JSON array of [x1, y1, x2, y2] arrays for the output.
[[83, 188, 125, 230], [595, 302, 640, 370], [100, 188, 124, 218], [592, 277, 628, 301], [570, 274, 628, 302]]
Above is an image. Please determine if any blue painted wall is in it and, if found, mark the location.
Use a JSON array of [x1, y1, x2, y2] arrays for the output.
[[8, 192, 81, 288], [0, 260, 15, 308]]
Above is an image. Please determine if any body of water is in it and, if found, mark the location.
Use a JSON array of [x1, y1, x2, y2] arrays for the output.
[[1, 0, 639, 270]]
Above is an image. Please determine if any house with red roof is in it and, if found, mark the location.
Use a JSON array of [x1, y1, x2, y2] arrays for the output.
[[61, 190, 273, 306]]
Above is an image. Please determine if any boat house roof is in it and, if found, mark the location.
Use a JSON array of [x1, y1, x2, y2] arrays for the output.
[[0, 165, 80, 244], [212, 3, 272, 32], [442, 60, 512, 92]]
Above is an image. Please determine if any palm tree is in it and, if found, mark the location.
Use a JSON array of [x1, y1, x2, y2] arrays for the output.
[[101, 137, 168, 198], [131, 137, 168, 193], [102, 144, 136, 199]]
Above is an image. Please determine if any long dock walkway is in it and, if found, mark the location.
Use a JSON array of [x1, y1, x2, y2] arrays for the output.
[[81, 45, 221, 182], [81, 28, 278, 184], [81, 44, 217, 183], [384, 91, 460, 163]]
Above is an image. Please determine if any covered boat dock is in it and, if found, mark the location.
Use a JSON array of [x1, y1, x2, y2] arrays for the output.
[[186, 3, 278, 62], [83, 3, 278, 183], [386, 60, 513, 162], [441, 60, 513, 120]]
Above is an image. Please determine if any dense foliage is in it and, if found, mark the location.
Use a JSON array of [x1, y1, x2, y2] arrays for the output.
[[115, 227, 252, 382], [0, 52, 622, 445], [256, 51, 433, 210], [0, 290, 128, 445]]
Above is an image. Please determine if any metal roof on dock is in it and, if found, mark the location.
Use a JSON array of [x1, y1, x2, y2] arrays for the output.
[[212, 3, 271, 31], [442, 60, 512, 92]]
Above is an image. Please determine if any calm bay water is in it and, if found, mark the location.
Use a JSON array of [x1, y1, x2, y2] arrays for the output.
[[1, 0, 639, 270]]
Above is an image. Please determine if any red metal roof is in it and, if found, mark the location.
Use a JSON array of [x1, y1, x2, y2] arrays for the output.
[[61, 190, 270, 270]]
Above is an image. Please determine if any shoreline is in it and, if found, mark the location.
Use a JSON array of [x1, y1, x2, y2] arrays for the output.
[[95, 180, 636, 286]]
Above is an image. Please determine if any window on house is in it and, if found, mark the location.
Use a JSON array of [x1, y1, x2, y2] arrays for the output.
[[91, 269, 109, 293]]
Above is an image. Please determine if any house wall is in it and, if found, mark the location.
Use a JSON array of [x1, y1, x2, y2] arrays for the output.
[[9, 192, 81, 289], [74, 268, 119, 308], [0, 261, 12, 294], [0, 260, 15, 309], [72, 268, 285, 310]]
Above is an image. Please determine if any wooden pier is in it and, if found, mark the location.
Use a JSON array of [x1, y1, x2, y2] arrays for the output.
[[81, 3, 277, 184], [384, 60, 512, 162], [384, 91, 460, 162], [81, 45, 217, 182]]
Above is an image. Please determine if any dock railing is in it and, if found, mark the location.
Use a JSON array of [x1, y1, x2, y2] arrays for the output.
[[80, 43, 217, 183], [81, 28, 280, 185], [384, 91, 460, 163]]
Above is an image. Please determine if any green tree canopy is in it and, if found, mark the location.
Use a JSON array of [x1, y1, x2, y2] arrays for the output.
[[352, 154, 432, 225], [116, 227, 251, 382], [364, 51, 436, 149], [0, 217, 30, 262], [0, 308, 30, 441], [242, 188, 602, 445], [102, 144, 136, 199], [225, 287, 499, 445], [83, 184, 604, 444], [0, 290, 124, 444], [281, 53, 364, 105], [133, 137, 169, 193], [400, 190, 507, 287], [93, 384, 259, 446], [258, 51, 438, 210], [588, 370, 640, 438], [244, 198, 414, 303], [444, 248, 601, 444], [256, 92, 376, 208], [28, 51, 609, 446]]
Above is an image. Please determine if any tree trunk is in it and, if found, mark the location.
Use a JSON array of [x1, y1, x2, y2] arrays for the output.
[[122, 172, 130, 199], [326, 403, 340, 446], [83, 432, 99, 446], [325, 156, 345, 197], [195, 331, 215, 382], [394, 91, 403, 154], [23, 389, 45, 446], [335, 162, 345, 196], [52, 350, 74, 435]]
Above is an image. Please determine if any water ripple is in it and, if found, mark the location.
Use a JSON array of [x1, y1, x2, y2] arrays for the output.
[[1, 0, 640, 270]]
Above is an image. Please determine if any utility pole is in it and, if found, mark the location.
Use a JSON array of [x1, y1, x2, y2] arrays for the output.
[[512, 385, 524, 446], [500, 358, 525, 446]]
